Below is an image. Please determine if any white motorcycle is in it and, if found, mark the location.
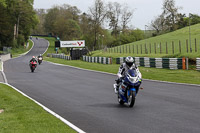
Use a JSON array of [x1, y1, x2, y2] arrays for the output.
[[38, 56, 43, 65]]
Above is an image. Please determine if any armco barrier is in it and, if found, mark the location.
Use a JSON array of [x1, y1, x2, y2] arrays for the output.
[[48, 53, 71, 60], [82, 56, 112, 64], [0, 53, 11, 62], [197, 58, 200, 71], [116, 57, 186, 70]]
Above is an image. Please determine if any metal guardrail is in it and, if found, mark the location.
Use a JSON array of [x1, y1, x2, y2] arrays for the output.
[[47, 53, 71, 60], [116, 57, 187, 70], [0, 53, 11, 62], [82, 56, 112, 64], [197, 58, 200, 71]]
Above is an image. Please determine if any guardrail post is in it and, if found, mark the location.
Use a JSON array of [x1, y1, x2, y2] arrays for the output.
[[195, 38, 197, 52], [186, 57, 189, 70], [182, 57, 186, 70], [197, 58, 200, 71]]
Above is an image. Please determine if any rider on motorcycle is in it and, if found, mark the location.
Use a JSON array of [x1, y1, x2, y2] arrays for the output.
[[29, 56, 37, 66], [115, 56, 142, 93], [38, 54, 43, 60]]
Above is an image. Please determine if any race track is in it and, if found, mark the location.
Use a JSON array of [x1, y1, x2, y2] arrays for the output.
[[4, 38, 200, 133]]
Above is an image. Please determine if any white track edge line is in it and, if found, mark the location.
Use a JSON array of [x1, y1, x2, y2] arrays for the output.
[[1, 38, 85, 133], [10, 39, 34, 60], [45, 61, 200, 87], [1, 62, 7, 83], [42, 39, 50, 55], [0, 82, 86, 133]]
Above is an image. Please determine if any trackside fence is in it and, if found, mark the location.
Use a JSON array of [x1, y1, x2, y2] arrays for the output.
[[82, 56, 112, 64], [197, 58, 200, 71], [47, 53, 71, 60], [116, 57, 187, 70]]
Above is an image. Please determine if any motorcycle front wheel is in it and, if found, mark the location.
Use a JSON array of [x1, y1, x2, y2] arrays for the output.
[[31, 67, 35, 73], [127, 91, 136, 108], [118, 95, 124, 105]]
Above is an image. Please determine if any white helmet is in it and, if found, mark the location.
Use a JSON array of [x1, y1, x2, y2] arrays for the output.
[[125, 56, 134, 67]]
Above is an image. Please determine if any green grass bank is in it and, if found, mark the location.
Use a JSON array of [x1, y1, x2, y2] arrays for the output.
[[11, 40, 33, 58], [93, 24, 200, 59], [0, 83, 76, 133], [43, 37, 200, 85]]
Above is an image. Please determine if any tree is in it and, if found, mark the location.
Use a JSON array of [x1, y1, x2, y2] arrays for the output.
[[189, 14, 200, 25], [54, 19, 81, 40], [162, 0, 181, 31], [43, 4, 81, 38], [121, 4, 133, 32], [89, 0, 107, 50], [0, 0, 6, 7], [107, 2, 121, 37], [0, 0, 37, 49], [44, 7, 60, 35], [150, 13, 167, 34], [0, 2, 13, 48], [32, 9, 47, 35], [176, 13, 187, 29], [79, 13, 94, 50]]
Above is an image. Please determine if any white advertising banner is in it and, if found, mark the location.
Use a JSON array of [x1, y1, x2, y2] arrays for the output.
[[60, 40, 85, 47]]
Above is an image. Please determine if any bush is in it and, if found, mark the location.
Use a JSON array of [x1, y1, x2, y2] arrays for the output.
[[17, 34, 25, 48]]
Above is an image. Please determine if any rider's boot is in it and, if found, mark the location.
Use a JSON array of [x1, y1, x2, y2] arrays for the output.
[[114, 84, 119, 94]]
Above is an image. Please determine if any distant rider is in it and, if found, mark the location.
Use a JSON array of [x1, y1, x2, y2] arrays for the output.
[[38, 54, 43, 60], [115, 56, 142, 93]]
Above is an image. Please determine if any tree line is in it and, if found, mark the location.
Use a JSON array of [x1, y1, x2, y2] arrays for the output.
[[0, 0, 38, 50], [1, 0, 200, 52], [149, 0, 200, 36], [32, 0, 144, 51]]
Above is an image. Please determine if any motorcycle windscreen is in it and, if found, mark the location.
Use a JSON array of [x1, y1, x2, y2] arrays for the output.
[[127, 69, 137, 77]]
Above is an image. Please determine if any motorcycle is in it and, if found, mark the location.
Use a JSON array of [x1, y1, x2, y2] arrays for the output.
[[38, 57, 43, 65], [30, 61, 37, 72], [113, 68, 142, 107]]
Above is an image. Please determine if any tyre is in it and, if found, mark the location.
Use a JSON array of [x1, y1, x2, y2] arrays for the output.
[[127, 91, 135, 108], [118, 95, 124, 105], [31, 67, 35, 73]]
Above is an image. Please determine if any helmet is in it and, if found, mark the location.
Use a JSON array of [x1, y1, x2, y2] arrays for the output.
[[125, 56, 134, 67], [39, 54, 42, 56], [32, 56, 35, 59]]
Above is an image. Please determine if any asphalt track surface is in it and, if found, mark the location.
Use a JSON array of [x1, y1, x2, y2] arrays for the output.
[[4, 38, 200, 133]]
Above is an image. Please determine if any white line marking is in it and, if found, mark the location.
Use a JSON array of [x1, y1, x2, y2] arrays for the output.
[[45, 61, 200, 87], [1, 62, 7, 83], [0, 82, 86, 133], [1, 38, 85, 133], [10, 39, 35, 60], [42, 39, 50, 55]]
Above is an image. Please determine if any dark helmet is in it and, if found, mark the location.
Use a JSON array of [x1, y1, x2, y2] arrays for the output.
[[125, 56, 134, 67]]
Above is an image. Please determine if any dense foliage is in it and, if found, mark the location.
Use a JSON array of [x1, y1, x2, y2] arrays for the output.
[[33, 0, 144, 51], [149, 0, 200, 36], [0, 0, 38, 50]]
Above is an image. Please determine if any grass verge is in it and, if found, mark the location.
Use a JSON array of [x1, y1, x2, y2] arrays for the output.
[[44, 57, 200, 85], [40, 37, 57, 57], [43, 37, 200, 85], [100, 24, 200, 59], [11, 40, 33, 58], [0, 83, 76, 133]]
